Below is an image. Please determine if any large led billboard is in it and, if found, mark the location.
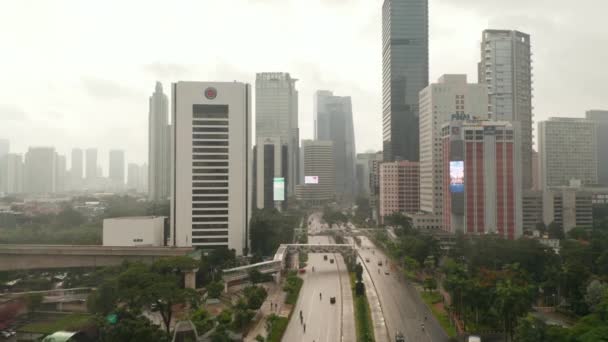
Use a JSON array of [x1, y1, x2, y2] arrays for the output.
[[304, 176, 319, 184], [449, 161, 464, 193], [273, 177, 285, 201]]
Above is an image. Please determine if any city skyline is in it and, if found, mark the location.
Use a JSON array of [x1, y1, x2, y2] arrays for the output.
[[1, 0, 606, 168]]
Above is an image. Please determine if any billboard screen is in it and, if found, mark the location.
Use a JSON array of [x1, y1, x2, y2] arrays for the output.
[[304, 176, 319, 184], [273, 177, 285, 201], [449, 161, 464, 193]]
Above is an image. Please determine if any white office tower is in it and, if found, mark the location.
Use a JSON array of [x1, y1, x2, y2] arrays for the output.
[[538, 118, 598, 189], [2, 153, 23, 194], [149, 82, 171, 201], [109, 149, 125, 190], [479, 30, 533, 190], [419, 75, 488, 222], [25, 147, 56, 194], [171, 81, 251, 255], [255, 73, 299, 200]]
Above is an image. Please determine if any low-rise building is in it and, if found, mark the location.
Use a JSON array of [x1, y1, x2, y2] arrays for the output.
[[102, 216, 166, 247]]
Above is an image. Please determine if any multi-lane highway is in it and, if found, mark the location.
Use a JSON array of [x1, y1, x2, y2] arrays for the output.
[[282, 235, 354, 342], [357, 235, 449, 342]]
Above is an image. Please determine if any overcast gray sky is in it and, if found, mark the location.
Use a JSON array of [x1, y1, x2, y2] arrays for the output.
[[1, 0, 606, 171]]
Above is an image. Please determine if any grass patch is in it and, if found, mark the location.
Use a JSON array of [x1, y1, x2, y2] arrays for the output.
[[420, 291, 457, 337], [298, 251, 308, 268], [20, 314, 93, 334], [350, 273, 375, 342], [284, 271, 303, 305], [266, 315, 289, 342]]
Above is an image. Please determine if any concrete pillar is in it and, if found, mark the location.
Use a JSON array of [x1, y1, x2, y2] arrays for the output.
[[274, 272, 280, 284], [184, 268, 198, 289]]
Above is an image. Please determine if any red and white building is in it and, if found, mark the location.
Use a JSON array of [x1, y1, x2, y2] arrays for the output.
[[442, 119, 522, 239], [379, 161, 420, 224]]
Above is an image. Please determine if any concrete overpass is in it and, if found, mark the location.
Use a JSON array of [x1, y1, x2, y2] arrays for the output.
[[0, 245, 195, 271]]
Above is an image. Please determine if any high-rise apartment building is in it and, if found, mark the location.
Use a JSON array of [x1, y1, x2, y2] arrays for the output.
[[149, 82, 171, 201], [85, 148, 97, 182], [109, 149, 125, 187], [25, 147, 56, 194], [442, 120, 523, 239], [382, 0, 429, 162], [254, 137, 287, 209], [54, 153, 67, 193], [586, 110, 608, 185], [378, 160, 420, 223], [171, 81, 251, 255], [418, 75, 488, 222], [479, 30, 533, 190], [70, 148, 84, 189], [127, 163, 141, 191], [314, 90, 356, 200], [255, 73, 299, 199], [3, 154, 24, 194], [538, 118, 598, 189], [295, 140, 335, 203]]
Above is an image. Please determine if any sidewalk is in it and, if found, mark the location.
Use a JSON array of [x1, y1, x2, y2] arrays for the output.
[[244, 282, 288, 342]]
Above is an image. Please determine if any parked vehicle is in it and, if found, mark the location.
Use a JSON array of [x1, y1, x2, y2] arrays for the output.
[[365, 258, 370, 263], [330, 259, 335, 264], [378, 260, 383, 266], [395, 331, 405, 342], [330, 297, 336, 304], [299, 268, 306, 274]]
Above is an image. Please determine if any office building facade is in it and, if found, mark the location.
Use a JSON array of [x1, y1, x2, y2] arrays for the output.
[[378, 160, 420, 223], [356, 152, 383, 196], [54, 153, 67, 193], [295, 140, 335, 203], [418, 75, 488, 221], [538, 118, 598, 189], [149, 82, 171, 201], [586, 110, 608, 185], [442, 120, 522, 239], [109, 149, 125, 187], [479, 29, 533, 190], [255, 73, 299, 198], [543, 188, 593, 232], [314, 90, 356, 200], [1, 153, 23, 194], [254, 137, 288, 209], [382, 0, 429, 162], [171, 81, 251, 255]]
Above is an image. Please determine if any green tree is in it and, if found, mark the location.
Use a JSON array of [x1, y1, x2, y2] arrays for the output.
[[495, 267, 535, 342], [514, 315, 549, 342], [87, 280, 119, 315], [423, 277, 437, 292], [97, 309, 169, 342], [207, 281, 224, 299], [547, 221, 565, 240]]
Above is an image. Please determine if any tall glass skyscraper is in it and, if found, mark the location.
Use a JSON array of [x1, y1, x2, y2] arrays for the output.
[[382, 0, 429, 162], [148, 82, 171, 201]]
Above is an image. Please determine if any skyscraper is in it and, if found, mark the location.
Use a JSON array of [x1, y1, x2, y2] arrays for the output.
[[255, 73, 299, 200], [85, 148, 97, 181], [314, 90, 356, 200], [356, 152, 383, 196], [295, 140, 335, 203], [254, 137, 288, 209], [382, 0, 429, 162], [538, 118, 598, 189], [71, 148, 84, 186], [0, 139, 8, 159], [442, 120, 523, 239], [25, 147, 56, 194], [418, 75, 488, 222], [479, 30, 533, 190], [54, 153, 67, 193], [171, 81, 251, 255], [586, 110, 608, 185], [127, 163, 141, 191], [379, 160, 420, 223], [149, 82, 171, 201], [0, 139, 9, 192], [109, 149, 125, 187], [3, 153, 24, 194]]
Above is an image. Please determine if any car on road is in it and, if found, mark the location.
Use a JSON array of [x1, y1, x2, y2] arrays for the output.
[[384, 270, 390, 275], [467, 336, 481, 342], [330, 296, 336, 304], [299, 268, 306, 274], [395, 331, 405, 342], [324, 255, 328, 261], [330, 259, 334, 264], [378, 260, 383, 266], [365, 258, 370, 263]]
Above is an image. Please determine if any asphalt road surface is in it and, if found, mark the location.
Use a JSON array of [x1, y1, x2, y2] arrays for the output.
[[358, 235, 449, 342], [282, 235, 352, 342]]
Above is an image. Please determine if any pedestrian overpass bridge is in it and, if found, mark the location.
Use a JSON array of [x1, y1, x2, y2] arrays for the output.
[[222, 243, 355, 288]]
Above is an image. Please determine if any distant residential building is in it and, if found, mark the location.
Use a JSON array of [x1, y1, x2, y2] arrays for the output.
[[254, 137, 287, 209], [70, 148, 84, 189], [522, 190, 543, 233], [149, 82, 171, 201], [255, 72, 299, 197], [543, 187, 593, 232], [410, 212, 443, 230], [382, 0, 429, 162], [538, 118, 598, 189], [314, 90, 356, 200], [295, 140, 335, 203], [356, 152, 383, 196], [479, 29, 533, 190], [171, 81, 251, 255], [24, 147, 56, 194], [85, 148, 97, 183], [2, 153, 23, 194], [586, 110, 608, 185], [379, 160, 420, 223], [442, 120, 523, 239], [419, 75, 488, 223], [54, 153, 67, 193], [109, 149, 125, 188]]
